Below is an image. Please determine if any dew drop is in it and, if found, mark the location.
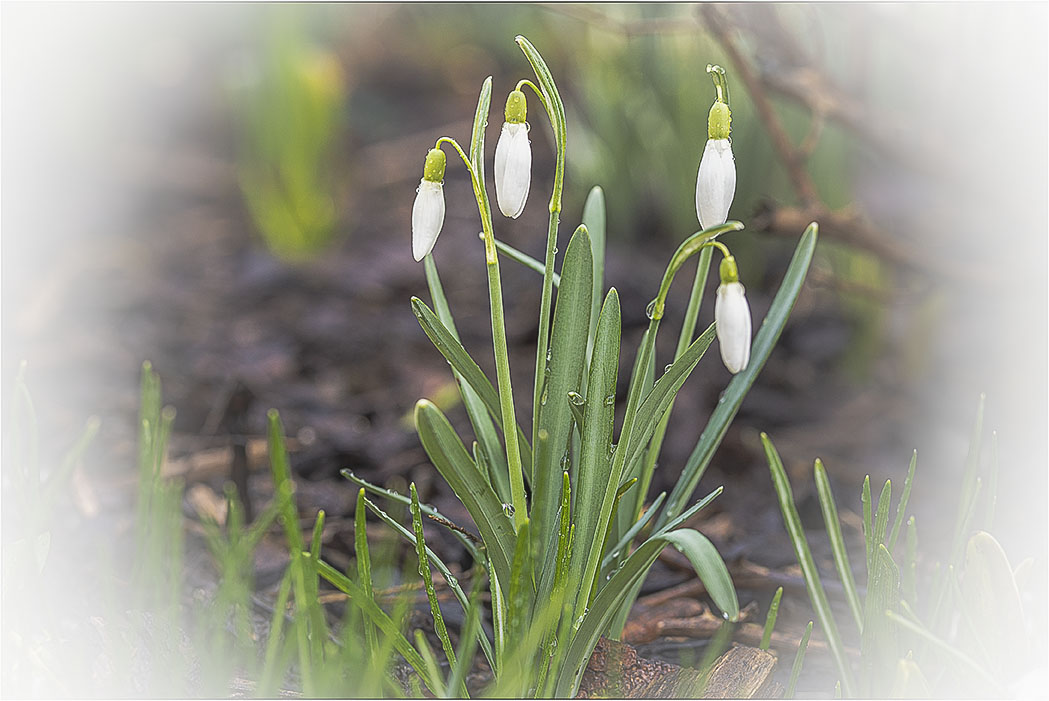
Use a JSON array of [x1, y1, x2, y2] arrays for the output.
[[664, 364, 674, 374], [540, 387, 549, 406], [573, 615, 584, 630], [502, 503, 516, 518], [552, 246, 559, 255], [604, 394, 615, 406], [567, 391, 585, 406], [560, 453, 571, 469], [722, 611, 730, 620], [447, 576, 458, 588], [645, 300, 658, 320]]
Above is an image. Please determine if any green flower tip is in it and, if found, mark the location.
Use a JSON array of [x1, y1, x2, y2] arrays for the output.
[[719, 255, 739, 284], [422, 147, 446, 183], [504, 89, 527, 123], [708, 101, 731, 140]]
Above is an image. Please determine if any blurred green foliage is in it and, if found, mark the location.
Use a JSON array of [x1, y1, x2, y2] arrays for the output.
[[232, 8, 345, 261]]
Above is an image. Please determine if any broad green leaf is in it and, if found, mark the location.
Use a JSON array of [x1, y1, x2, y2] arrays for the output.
[[661, 529, 739, 621], [814, 459, 864, 631], [411, 297, 533, 478], [582, 185, 606, 366], [660, 223, 818, 528], [414, 399, 515, 586], [534, 225, 593, 565], [567, 289, 620, 615], [763, 432, 855, 695]]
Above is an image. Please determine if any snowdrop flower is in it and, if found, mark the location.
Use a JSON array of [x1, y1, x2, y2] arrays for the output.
[[494, 89, 532, 219], [714, 255, 751, 374], [412, 147, 446, 261], [695, 66, 736, 229]]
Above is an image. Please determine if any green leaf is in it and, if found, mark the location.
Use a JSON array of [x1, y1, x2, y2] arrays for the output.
[[786, 621, 813, 699], [411, 297, 533, 477], [469, 77, 491, 187], [761, 587, 784, 650], [872, 479, 892, 560], [354, 489, 379, 659], [493, 237, 560, 287], [763, 432, 855, 695], [959, 531, 1027, 677], [425, 255, 513, 503], [414, 399, 515, 587], [567, 289, 620, 615], [814, 459, 864, 631], [582, 185, 607, 366], [860, 544, 900, 696], [660, 223, 818, 528], [534, 225, 593, 566], [661, 529, 739, 621]]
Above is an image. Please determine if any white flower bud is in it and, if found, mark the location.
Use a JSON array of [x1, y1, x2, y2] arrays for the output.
[[494, 122, 532, 219], [695, 138, 736, 230], [412, 179, 445, 261], [715, 280, 751, 374]]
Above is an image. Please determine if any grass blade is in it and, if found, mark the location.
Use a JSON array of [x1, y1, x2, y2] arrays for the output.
[[814, 459, 864, 631], [888, 450, 917, 551], [786, 621, 814, 698], [760, 587, 784, 650], [354, 489, 379, 660], [763, 432, 855, 695], [582, 185, 606, 366], [410, 484, 463, 695], [493, 237, 560, 287]]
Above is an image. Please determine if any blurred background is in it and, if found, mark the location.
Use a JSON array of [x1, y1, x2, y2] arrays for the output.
[[2, 2, 1046, 693]]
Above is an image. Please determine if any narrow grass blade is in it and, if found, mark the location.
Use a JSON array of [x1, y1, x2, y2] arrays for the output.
[[260, 564, 295, 695], [763, 432, 855, 695], [361, 494, 496, 670], [985, 431, 998, 531], [411, 484, 462, 694], [786, 621, 813, 698], [318, 559, 441, 694], [872, 479, 892, 554], [425, 255, 513, 501], [888, 450, 917, 551], [469, 76, 490, 184], [354, 489, 379, 660], [342, 470, 485, 565], [661, 224, 818, 528], [411, 297, 533, 476], [414, 399, 515, 586], [814, 459, 864, 631], [534, 225, 593, 567], [862, 475, 873, 578], [601, 492, 666, 578], [413, 631, 446, 697], [446, 576, 484, 698], [506, 518, 537, 657], [760, 587, 784, 650]]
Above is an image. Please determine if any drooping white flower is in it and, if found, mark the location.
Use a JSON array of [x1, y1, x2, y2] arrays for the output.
[[695, 65, 736, 229], [412, 179, 445, 261], [494, 122, 532, 218], [494, 89, 531, 219], [696, 138, 736, 229], [412, 148, 446, 262], [714, 255, 751, 374]]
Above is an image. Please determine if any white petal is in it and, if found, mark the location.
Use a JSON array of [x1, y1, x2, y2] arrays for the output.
[[695, 139, 736, 229], [715, 282, 752, 374], [494, 122, 532, 219], [412, 179, 445, 261]]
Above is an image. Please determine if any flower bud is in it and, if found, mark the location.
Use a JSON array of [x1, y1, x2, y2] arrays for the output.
[[714, 257, 751, 374], [695, 66, 736, 229], [495, 90, 532, 219], [412, 148, 447, 261]]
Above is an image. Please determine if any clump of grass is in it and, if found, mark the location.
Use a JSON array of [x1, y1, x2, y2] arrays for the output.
[[762, 395, 1039, 697]]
